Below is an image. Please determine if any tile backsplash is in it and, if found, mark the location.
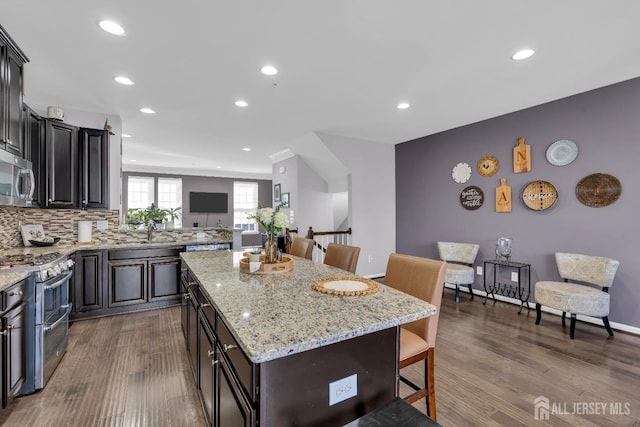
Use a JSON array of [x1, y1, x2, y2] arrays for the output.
[[0, 207, 121, 249]]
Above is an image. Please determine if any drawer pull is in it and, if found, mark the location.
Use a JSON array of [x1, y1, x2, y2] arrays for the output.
[[201, 303, 211, 308], [183, 293, 191, 299], [223, 343, 237, 352], [9, 290, 23, 296]]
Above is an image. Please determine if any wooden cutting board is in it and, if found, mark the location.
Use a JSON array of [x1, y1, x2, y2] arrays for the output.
[[495, 178, 512, 212], [513, 136, 531, 173]]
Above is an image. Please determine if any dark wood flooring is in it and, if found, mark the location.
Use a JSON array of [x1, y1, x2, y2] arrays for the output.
[[2, 290, 639, 426]]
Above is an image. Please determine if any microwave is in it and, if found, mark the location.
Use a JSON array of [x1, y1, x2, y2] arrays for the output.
[[0, 149, 35, 207]]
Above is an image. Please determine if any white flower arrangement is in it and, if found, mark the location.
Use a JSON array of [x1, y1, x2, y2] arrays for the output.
[[248, 202, 289, 234]]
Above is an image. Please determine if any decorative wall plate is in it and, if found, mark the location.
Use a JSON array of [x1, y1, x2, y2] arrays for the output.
[[575, 173, 621, 208], [451, 162, 472, 183], [522, 180, 558, 210], [460, 186, 484, 210], [478, 155, 499, 176], [546, 139, 578, 166]]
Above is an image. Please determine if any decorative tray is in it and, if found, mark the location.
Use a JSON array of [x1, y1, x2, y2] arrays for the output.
[[28, 237, 60, 247], [522, 180, 558, 210], [312, 276, 379, 296], [575, 173, 621, 208], [239, 256, 293, 274]]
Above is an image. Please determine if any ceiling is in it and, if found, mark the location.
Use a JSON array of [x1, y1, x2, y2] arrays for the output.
[[2, 1, 640, 180]]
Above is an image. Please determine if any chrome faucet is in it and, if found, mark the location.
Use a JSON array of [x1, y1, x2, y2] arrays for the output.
[[147, 220, 156, 241]]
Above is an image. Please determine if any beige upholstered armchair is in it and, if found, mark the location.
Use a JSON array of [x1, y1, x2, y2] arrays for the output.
[[535, 252, 620, 339], [437, 242, 480, 302]]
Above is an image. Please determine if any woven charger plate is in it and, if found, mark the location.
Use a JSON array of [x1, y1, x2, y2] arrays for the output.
[[576, 173, 621, 208], [312, 276, 379, 296], [522, 180, 558, 210]]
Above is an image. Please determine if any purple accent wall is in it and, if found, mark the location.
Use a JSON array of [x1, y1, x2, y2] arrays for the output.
[[396, 77, 640, 328]]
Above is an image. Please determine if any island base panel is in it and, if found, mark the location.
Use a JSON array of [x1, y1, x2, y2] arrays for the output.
[[260, 327, 397, 426]]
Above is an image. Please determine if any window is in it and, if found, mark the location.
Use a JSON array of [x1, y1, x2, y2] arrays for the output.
[[127, 176, 154, 210], [126, 175, 182, 227], [158, 178, 182, 228], [234, 181, 258, 232]]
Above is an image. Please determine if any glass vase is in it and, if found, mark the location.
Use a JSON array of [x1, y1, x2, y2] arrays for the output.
[[264, 233, 279, 264]]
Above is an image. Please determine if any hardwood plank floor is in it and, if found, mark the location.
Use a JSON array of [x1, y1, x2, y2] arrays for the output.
[[0, 306, 206, 427], [2, 291, 639, 426]]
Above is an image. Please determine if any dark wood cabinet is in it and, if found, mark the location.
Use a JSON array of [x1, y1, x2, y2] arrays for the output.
[[72, 250, 106, 316], [1, 279, 26, 410], [22, 105, 44, 207], [44, 120, 78, 208], [107, 247, 184, 311], [0, 25, 28, 156], [149, 257, 181, 302], [42, 120, 109, 209], [78, 127, 109, 209], [108, 259, 147, 308], [199, 309, 216, 425]]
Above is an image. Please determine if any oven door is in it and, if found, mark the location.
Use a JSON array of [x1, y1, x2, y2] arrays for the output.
[[39, 270, 71, 325], [35, 302, 72, 389]]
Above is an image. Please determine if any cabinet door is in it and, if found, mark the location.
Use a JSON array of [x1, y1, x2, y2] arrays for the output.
[[1, 302, 25, 407], [180, 274, 189, 340], [22, 105, 44, 207], [108, 260, 147, 308], [78, 128, 108, 209], [199, 315, 217, 426], [149, 256, 181, 302], [218, 355, 254, 427], [45, 120, 78, 208], [4, 51, 23, 156], [73, 251, 105, 315]]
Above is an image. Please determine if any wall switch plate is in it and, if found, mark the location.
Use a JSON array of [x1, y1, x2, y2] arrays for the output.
[[511, 271, 518, 282], [329, 374, 357, 406], [477, 266, 483, 275], [96, 220, 108, 230], [197, 232, 206, 242]]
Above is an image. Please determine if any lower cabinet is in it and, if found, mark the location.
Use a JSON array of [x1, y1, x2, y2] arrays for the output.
[[71, 246, 185, 321], [182, 265, 257, 427], [1, 280, 26, 411]]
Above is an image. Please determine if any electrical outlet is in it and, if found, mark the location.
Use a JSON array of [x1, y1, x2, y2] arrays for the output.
[[477, 266, 483, 275], [329, 374, 357, 406], [511, 271, 518, 282], [368, 255, 374, 263], [96, 220, 108, 230]]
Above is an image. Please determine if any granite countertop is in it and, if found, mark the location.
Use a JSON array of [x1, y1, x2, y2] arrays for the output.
[[181, 250, 436, 364], [0, 237, 232, 292]]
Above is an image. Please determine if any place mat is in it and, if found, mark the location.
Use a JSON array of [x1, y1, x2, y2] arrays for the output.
[[312, 276, 379, 296], [575, 173, 621, 208]]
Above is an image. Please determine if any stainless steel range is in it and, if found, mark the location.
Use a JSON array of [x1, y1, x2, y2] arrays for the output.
[[0, 251, 73, 394]]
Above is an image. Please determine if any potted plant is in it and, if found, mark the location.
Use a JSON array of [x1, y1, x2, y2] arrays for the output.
[[165, 207, 182, 230], [144, 204, 167, 229], [125, 208, 146, 229]]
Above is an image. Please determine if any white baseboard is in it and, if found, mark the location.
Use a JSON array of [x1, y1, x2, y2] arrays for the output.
[[444, 283, 640, 336]]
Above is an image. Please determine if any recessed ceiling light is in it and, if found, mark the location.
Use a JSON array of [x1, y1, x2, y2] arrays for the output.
[[98, 20, 126, 36], [235, 100, 248, 107], [261, 65, 278, 76], [216, 165, 222, 169], [397, 102, 410, 110], [140, 107, 156, 114], [511, 49, 535, 60], [122, 133, 131, 138], [242, 147, 252, 152], [130, 159, 137, 162], [114, 76, 134, 85]]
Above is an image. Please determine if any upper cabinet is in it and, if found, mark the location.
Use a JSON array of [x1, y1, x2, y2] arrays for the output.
[[0, 25, 29, 156], [42, 119, 109, 209]]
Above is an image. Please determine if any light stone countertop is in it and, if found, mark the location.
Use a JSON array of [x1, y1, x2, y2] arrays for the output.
[[0, 238, 231, 292], [181, 250, 437, 364]]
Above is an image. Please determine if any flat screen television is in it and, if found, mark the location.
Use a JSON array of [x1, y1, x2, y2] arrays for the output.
[[189, 192, 228, 213]]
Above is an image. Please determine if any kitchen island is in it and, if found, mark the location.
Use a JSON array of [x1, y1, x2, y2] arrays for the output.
[[180, 250, 436, 426]]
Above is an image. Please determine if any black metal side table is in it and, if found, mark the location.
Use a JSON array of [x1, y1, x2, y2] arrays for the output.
[[483, 259, 531, 314]]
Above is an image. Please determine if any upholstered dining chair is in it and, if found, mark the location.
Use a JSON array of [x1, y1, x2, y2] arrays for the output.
[[289, 237, 314, 260], [436, 241, 480, 302], [323, 243, 361, 273], [384, 253, 447, 421], [535, 252, 620, 339]]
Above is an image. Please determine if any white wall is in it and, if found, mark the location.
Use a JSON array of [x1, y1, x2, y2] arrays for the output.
[[29, 104, 122, 211], [317, 132, 395, 277]]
